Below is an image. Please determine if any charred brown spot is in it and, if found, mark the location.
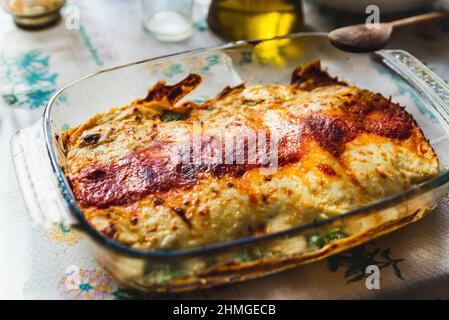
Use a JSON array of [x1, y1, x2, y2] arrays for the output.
[[145, 73, 202, 104], [291, 61, 346, 90], [277, 134, 306, 166], [249, 194, 258, 203], [302, 106, 413, 157], [130, 216, 138, 225], [153, 197, 164, 206], [73, 150, 188, 208], [256, 223, 267, 234], [216, 83, 245, 99], [102, 222, 116, 238], [363, 107, 413, 140], [82, 133, 101, 145], [345, 91, 414, 140], [172, 207, 192, 228], [84, 167, 107, 181], [376, 169, 388, 179], [317, 164, 337, 176], [243, 99, 258, 106], [303, 113, 356, 157], [168, 86, 183, 101]]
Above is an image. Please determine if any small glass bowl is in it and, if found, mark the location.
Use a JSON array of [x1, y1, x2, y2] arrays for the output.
[[1, 0, 66, 29]]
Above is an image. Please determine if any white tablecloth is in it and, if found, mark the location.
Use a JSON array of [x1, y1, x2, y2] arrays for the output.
[[2, 0, 449, 299]]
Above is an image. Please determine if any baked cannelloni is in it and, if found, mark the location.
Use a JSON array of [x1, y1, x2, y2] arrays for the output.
[[63, 61, 439, 250]]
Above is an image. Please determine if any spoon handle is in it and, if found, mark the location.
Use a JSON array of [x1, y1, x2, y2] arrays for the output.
[[390, 11, 449, 28]]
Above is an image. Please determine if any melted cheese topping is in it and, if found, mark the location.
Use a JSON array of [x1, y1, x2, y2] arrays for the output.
[[63, 62, 439, 250]]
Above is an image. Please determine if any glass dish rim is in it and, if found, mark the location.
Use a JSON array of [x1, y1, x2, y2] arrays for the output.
[[43, 32, 449, 258]]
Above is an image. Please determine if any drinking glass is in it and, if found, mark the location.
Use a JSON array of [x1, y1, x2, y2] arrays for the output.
[[141, 0, 194, 42]]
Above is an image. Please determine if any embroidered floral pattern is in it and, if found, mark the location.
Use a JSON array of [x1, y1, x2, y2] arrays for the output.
[[58, 265, 115, 300], [75, 4, 119, 66], [327, 243, 405, 283], [145, 54, 222, 78], [164, 63, 185, 78], [58, 265, 185, 300], [62, 123, 71, 132], [0, 50, 58, 109], [194, 20, 208, 32], [47, 225, 82, 245]]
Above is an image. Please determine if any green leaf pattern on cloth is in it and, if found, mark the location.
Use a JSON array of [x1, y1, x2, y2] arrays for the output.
[[0, 50, 58, 109], [327, 243, 404, 283]]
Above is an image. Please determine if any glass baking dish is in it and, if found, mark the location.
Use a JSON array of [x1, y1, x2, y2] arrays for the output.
[[11, 33, 449, 293]]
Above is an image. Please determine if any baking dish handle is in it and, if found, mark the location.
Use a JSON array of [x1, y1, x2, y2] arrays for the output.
[[11, 120, 79, 229], [378, 49, 449, 125]]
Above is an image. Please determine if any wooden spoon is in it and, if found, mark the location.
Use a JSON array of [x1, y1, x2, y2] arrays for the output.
[[328, 11, 449, 53]]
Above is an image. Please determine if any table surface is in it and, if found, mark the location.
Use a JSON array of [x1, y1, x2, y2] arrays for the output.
[[2, 0, 449, 299]]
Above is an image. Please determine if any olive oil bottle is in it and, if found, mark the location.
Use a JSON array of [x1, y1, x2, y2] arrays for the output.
[[207, 0, 304, 40]]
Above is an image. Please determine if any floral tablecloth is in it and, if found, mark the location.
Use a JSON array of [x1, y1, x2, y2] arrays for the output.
[[2, 0, 449, 299]]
